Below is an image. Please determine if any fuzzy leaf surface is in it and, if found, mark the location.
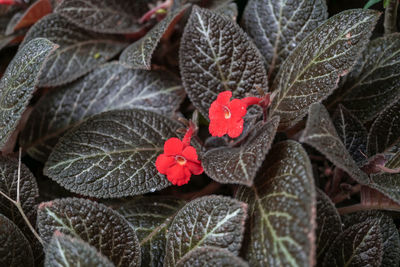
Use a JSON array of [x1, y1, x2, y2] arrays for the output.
[[44, 109, 182, 198], [20, 62, 184, 162], [176, 247, 249, 267], [386, 150, 400, 168], [300, 103, 369, 184], [236, 140, 315, 267], [117, 197, 185, 267], [180, 6, 268, 118], [270, 9, 379, 129], [242, 0, 328, 82], [37, 197, 140, 267], [368, 173, 400, 205], [164, 195, 247, 267], [0, 38, 56, 148], [202, 116, 279, 186], [22, 14, 126, 87]]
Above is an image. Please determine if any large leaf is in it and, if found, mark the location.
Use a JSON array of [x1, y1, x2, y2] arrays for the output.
[[386, 149, 400, 169], [333, 105, 368, 166], [322, 219, 383, 267], [368, 173, 400, 205], [329, 33, 400, 122], [202, 116, 279, 186], [44, 233, 114, 267], [176, 247, 249, 267], [367, 100, 400, 156], [0, 38, 56, 149], [300, 103, 369, 184], [316, 188, 342, 266], [180, 6, 268, 118], [20, 62, 184, 162], [270, 9, 380, 130], [120, 4, 189, 70], [44, 109, 183, 198], [242, 0, 328, 82], [117, 197, 185, 267], [22, 14, 126, 87], [164, 195, 247, 267], [236, 140, 315, 267], [37, 197, 141, 267], [0, 214, 34, 267]]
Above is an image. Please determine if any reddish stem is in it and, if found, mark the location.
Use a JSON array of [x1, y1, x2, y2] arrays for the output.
[[0, 0, 15, 5], [242, 97, 262, 107], [182, 124, 195, 147], [139, 0, 172, 24]]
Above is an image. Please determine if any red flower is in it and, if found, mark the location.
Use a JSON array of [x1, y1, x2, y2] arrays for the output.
[[155, 138, 203, 186]]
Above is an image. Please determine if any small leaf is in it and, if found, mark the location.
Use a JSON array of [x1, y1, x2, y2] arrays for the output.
[[120, 5, 189, 69], [44, 109, 183, 198], [202, 116, 279, 186], [367, 100, 400, 156], [20, 62, 185, 162], [300, 103, 369, 184], [316, 188, 342, 266], [37, 197, 141, 267], [44, 233, 114, 267], [176, 247, 249, 267], [0, 214, 34, 267], [117, 196, 185, 267], [333, 105, 368, 166], [213, 0, 238, 20], [22, 14, 126, 87], [270, 9, 380, 130], [322, 219, 383, 267], [0, 37, 57, 149], [236, 140, 315, 267], [180, 6, 268, 118], [368, 173, 400, 204], [164, 195, 247, 267], [242, 0, 328, 82], [364, 0, 382, 9], [386, 150, 400, 169]]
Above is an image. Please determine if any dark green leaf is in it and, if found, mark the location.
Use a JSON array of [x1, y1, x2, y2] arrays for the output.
[[117, 196, 185, 267], [120, 5, 189, 69], [44, 233, 114, 267], [368, 173, 400, 204], [242, 0, 327, 82], [300, 103, 369, 184], [333, 105, 368, 166], [20, 62, 185, 162], [236, 140, 315, 267], [367, 100, 400, 156], [180, 6, 268, 118], [0, 37, 56, 149], [22, 14, 126, 87], [44, 109, 183, 198], [316, 188, 342, 266], [364, 0, 382, 9], [202, 116, 279, 186], [37, 197, 141, 267], [0, 214, 34, 267], [164, 195, 247, 267], [176, 247, 249, 267], [270, 9, 380, 130], [322, 219, 383, 267]]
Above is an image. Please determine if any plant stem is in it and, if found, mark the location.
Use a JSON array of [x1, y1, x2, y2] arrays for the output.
[[338, 203, 400, 214], [384, 0, 399, 35], [16, 203, 43, 246]]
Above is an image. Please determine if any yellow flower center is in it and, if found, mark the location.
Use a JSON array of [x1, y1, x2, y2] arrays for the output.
[[223, 106, 231, 119], [176, 155, 187, 165]]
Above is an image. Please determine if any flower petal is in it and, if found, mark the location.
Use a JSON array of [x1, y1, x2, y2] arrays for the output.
[[227, 118, 244, 138], [177, 168, 192, 186], [209, 119, 228, 137], [182, 146, 199, 162], [186, 161, 204, 175], [229, 99, 247, 119], [164, 137, 183, 155], [216, 91, 232, 105], [155, 154, 175, 174], [209, 101, 225, 120], [166, 164, 185, 185]]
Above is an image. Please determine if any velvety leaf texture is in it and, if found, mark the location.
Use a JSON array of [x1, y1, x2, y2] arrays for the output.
[[316, 188, 342, 266], [22, 14, 126, 87], [333, 105, 368, 167], [300, 103, 369, 184], [236, 140, 315, 267], [0, 38, 56, 149], [242, 0, 328, 82], [164, 195, 247, 267], [369, 173, 400, 205], [180, 6, 268, 118], [44, 109, 183, 198], [20, 62, 185, 162], [37, 197, 141, 267], [386, 150, 400, 169], [117, 197, 185, 267], [213, 0, 238, 20], [44, 233, 114, 267], [120, 5, 189, 69], [0, 214, 34, 267], [367, 100, 400, 156], [202, 116, 279, 186], [176, 247, 249, 267], [270, 9, 380, 130], [322, 219, 383, 267], [331, 33, 400, 122]]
